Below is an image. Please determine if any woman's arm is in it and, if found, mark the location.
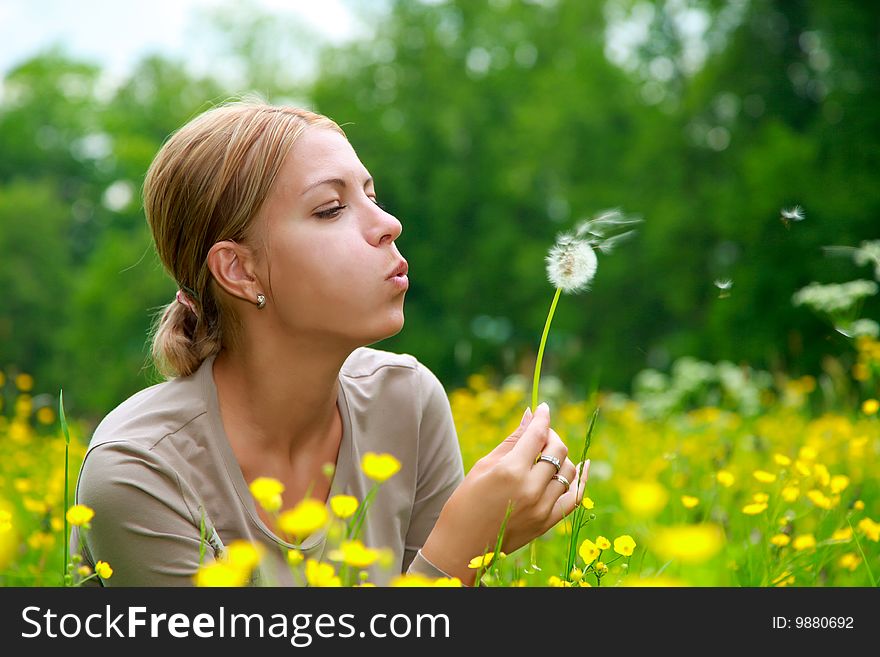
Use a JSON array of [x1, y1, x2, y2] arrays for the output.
[[73, 441, 210, 586]]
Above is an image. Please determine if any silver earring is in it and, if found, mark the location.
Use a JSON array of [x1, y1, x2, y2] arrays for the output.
[[256, 293, 266, 309]]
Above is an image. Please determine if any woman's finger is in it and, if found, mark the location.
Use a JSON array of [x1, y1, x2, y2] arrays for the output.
[[548, 459, 590, 527], [509, 402, 551, 464], [537, 456, 577, 514], [530, 428, 569, 483]]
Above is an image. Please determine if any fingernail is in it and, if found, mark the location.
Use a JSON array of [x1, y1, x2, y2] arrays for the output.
[[537, 402, 549, 414], [520, 407, 532, 426], [585, 459, 591, 473]]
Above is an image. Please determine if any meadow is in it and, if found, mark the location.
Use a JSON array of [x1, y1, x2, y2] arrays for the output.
[[2, 335, 877, 587]]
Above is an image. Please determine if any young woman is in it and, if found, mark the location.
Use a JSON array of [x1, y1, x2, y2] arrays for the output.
[[71, 101, 589, 586]]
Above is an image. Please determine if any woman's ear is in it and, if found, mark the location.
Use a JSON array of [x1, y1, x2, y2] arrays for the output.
[[206, 240, 262, 304]]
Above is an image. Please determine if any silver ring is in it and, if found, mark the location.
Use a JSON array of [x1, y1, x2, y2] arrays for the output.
[[535, 454, 562, 474], [551, 474, 571, 492]]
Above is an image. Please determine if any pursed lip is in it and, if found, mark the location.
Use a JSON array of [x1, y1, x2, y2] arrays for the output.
[[386, 259, 409, 279]]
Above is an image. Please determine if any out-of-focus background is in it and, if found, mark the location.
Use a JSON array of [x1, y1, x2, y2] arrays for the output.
[[2, 0, 880, 588], [1, 0, 878, 420]]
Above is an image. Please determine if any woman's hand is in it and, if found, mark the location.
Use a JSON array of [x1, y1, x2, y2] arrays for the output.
[[420, 402, 589, 584]]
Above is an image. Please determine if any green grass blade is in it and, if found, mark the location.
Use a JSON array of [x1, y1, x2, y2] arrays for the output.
[[59, 389, 70, 586]]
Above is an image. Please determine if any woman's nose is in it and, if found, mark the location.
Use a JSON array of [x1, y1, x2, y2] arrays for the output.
[[371, 201, 402, 245]]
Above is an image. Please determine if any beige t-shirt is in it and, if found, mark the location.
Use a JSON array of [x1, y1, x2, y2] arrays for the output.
[[70, 347, 465, 586]]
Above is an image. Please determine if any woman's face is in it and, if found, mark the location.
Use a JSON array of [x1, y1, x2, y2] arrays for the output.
[[251, 127, 408, 346]]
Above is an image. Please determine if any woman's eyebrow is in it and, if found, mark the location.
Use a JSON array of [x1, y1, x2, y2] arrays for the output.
[[301, 176, 374, 196]]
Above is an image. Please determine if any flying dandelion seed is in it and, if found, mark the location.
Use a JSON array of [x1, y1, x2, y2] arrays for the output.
[[780, 205, 805, 229], [714, 278, 733, 299]]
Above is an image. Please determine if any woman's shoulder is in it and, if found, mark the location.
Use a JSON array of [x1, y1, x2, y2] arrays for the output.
[[87, 366, 209, 454], [341, 347, 447, 407], [341, 346, 421, 378]]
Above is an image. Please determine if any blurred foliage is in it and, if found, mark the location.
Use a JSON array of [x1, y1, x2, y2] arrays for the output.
[[0, 0, 878, 423]]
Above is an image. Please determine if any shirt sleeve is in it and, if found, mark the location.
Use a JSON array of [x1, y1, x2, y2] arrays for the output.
[[72, 440, 210, 586], [403, 361, 465, 579]]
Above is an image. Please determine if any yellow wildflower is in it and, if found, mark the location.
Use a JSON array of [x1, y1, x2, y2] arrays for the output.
[[794, 460, 812, 477], [831, 527, 852, 542], [681, 495, 699, 509], [781, 486, 800, 502], [433, 577, 462, 587], [770, 534, 791, 547], [613, 535, 636, 557], [651, 524, 724, 563], [581, 496, 595, 510], [857, 517, 880, 542], [807, 489, 832, 510], [595, 536, 611, 550], [248, 477, 284, 513], [305, 560, 341, 587], [792, 534, 816, 551], [829, 475, 850, 494], [36, 407, 55, 425], [752, 492, 769, 504], [798, 445, 818, 461], [23, 498, 48, 514], [77, 565, 92, 577], [547, 575, 572, 587], [578, 539, 599, 564], [467, 552, 505, 569], [95, 561, 113, 580], [225, 540, 264, 571], [813, 463, 830, 487], [742, 502, 767, 515], [328, 540, 380, 569], [287, 549, 304, 567], [329, 494, 359, 519], [620, 480, 668, 517], [15, 373, 34, 391], [65, 504, 95, 527], [773, 453, 792, 467], [27, 531, 55, 550], [195, 561, 248, 587], [390, 574, 435, 587], [361, 452, 402, 483], [569, 567, 584, 582], [0, 509, 11, 532], [753, 470, 776, 484], [595, 561, 609, 575], [716, 470, 735, 487], [278, 499, 328, 540], [854, 500, 865, 511], [838, 553, 861, 571], [579, 580, 593, 587], [862, 399, 879, 415]]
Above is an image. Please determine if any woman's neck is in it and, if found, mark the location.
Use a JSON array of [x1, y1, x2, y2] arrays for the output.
[[212, 340, 349, 467]]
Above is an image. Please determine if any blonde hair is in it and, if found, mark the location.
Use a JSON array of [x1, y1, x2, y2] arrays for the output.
[[144, 100, 345, 378]]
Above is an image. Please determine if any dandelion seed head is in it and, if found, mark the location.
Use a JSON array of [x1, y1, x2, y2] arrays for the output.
[[545, 233, 598, 293], [780, 205, 805, 221]]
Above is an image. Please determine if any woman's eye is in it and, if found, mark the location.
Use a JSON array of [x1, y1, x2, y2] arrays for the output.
[[315, 204, 347, 219]]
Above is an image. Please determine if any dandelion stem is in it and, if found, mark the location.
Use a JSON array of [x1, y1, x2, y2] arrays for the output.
[[532, 288, 562, 411]]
